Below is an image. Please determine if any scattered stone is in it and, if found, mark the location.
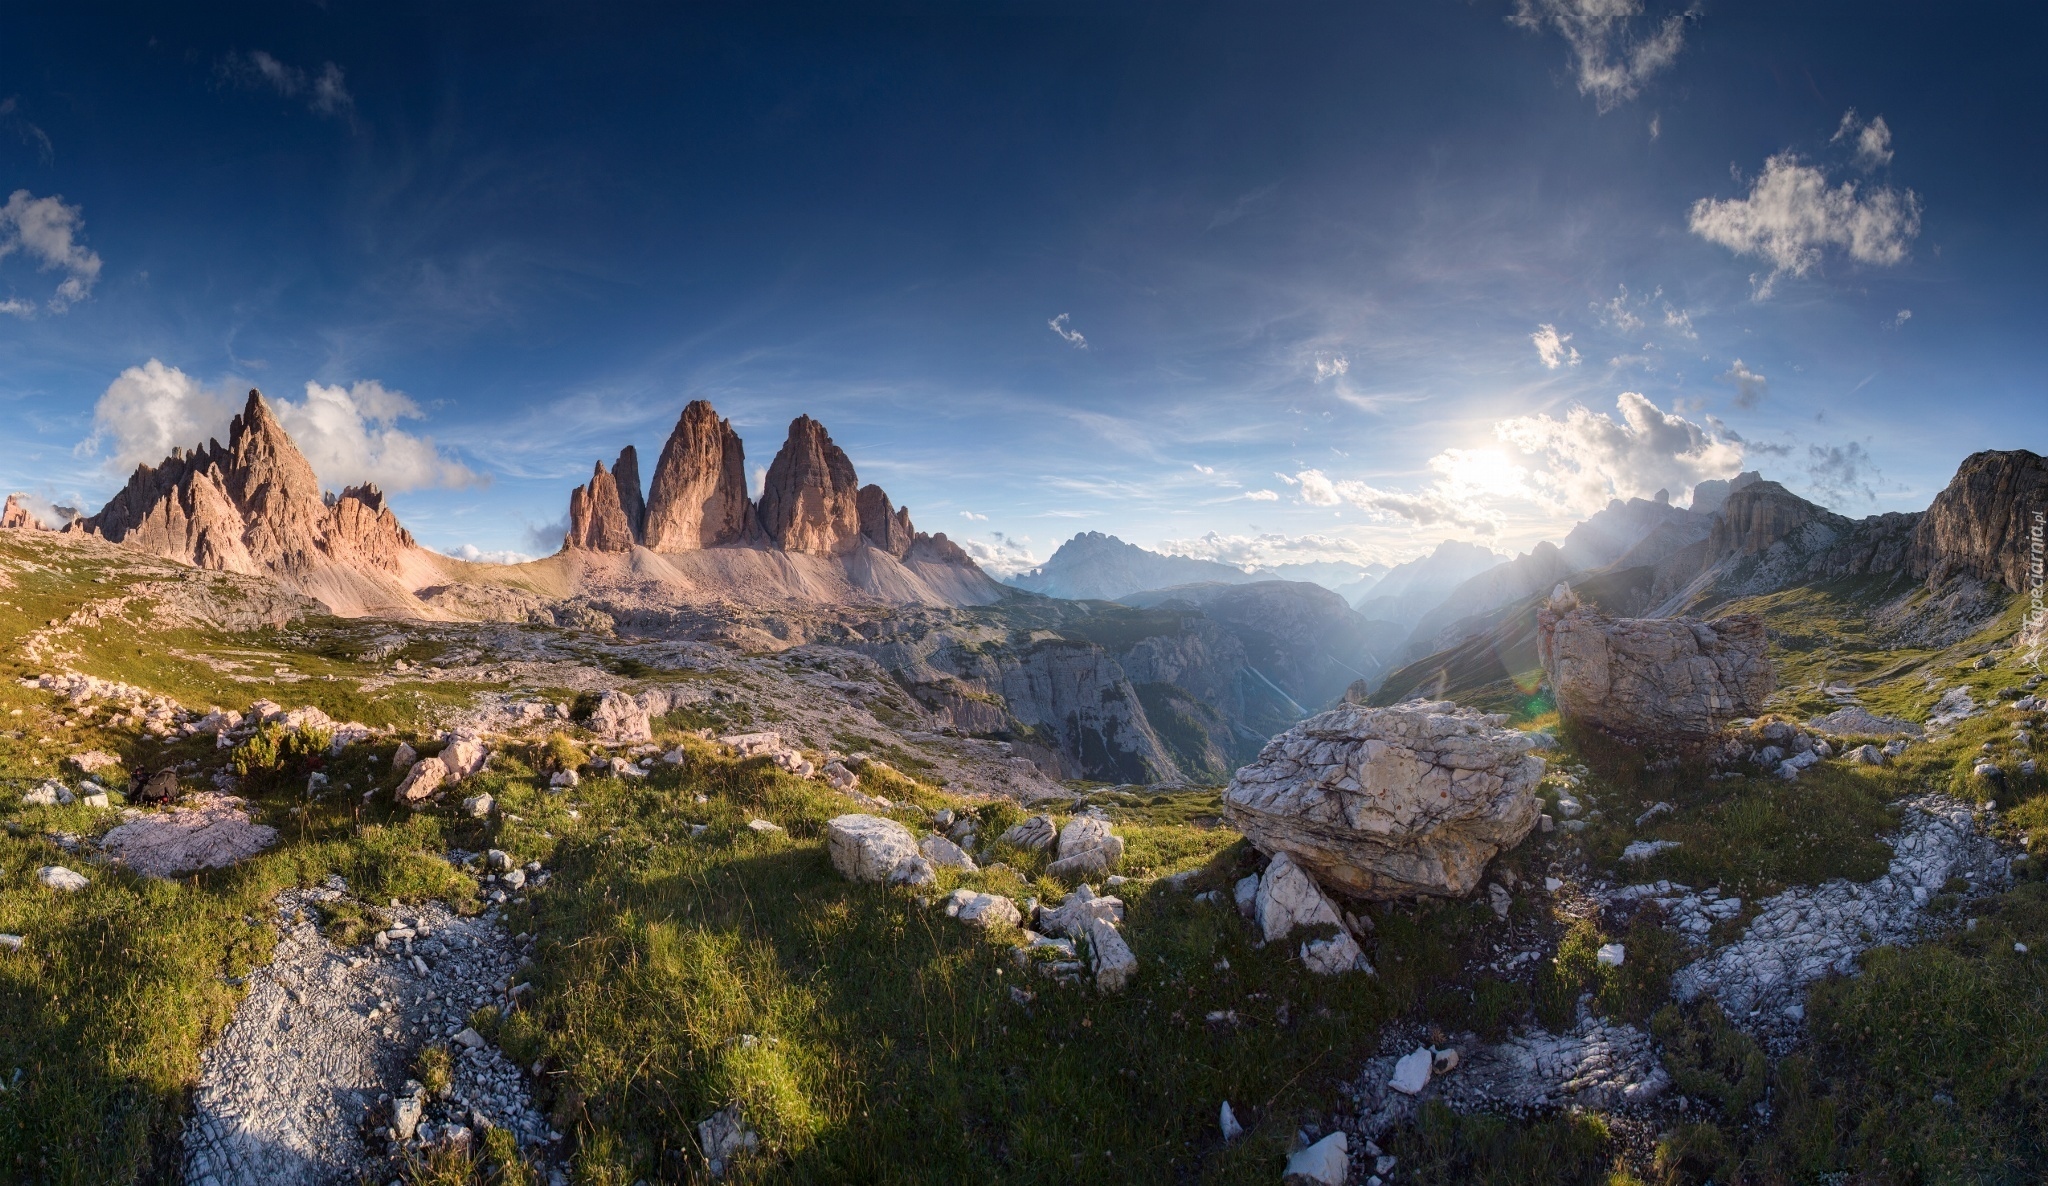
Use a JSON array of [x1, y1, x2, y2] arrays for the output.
[[1487, 882, 1511, 920], [1539, 584, 1773, 740], [941, 888, 1020, 929], [697, 1103, 760, 1178], [998, 814, 1057, 852], [22, 780, 72, 806], [1389, 1047, 1433, 1095], [37, 865, 89, 891], [1223, 700, 1545, 900], [396, 757, 449, 803], [439, 735, 488, 781], [745, 818, 784, 835], [0, 934, 19, 953], [68, 750, 120, 774], [589, 691, 654, 743], [549, 769, 579, 789], [1046, 815, 1124, 881], [1851, 744, 1885, 766], [462, 793, 494, 819], [1596, 943, 1626, 967], [1431, 1047, 1460, 1075], [1620, 840, 1680, 863], [1283, 1131, 1347, 1186], [1634, 802, 1675, 827], [1037, 885, 1125, 939], [1220, 1101, 1243, 1142], [1085, 915, 1137, 992], [453, 1027, 486, 1050], [920, 833, 978, 871], [825, 814, 923, 883], [391, 741, 418, 772]]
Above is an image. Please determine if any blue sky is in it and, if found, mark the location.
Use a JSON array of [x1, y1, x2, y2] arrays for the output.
[[1, 2, 2042, 573]]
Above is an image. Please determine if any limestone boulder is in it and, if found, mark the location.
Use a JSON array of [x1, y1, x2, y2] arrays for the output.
[[98, 793, 278, 877], [1046, 815, 1124, 881], [941, 888, 1020, 928], [1538, 584, 1772, 740], [589, 692, 653, 742], [1253, 852, 1371, 975], [397, 756, 449, 803], [1222, 700, 1544, 899], [998, 814, 1057, 852], [826, 814, 923, 883]]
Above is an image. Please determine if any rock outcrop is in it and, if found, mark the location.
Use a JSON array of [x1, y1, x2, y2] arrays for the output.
[[642, 400, 754, 551], [80, 390, 419, 578], [1221, 700, 1545, 899], [757, 416, 863, 555], [857, 484, 914, 558], [1538, 584, 1772, 740], [564, 460, 636, 553], [1911, 449, 2048, 594], [1, 493, 44, 530]]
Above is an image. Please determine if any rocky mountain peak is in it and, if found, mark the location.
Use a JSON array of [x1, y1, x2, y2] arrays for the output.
[[1911, 449, 2048, 593], [80, 388, 417, 577], [757, 415, 862, 555], [565, 459, 637, 553], [1706, 481, 1846, 560], [2, 493, 46, 530], [642, 400, 753, 551]]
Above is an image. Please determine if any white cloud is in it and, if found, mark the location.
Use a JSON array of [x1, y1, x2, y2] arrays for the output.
[[1048, 312, 1087, 348], [1313, 354, 1350, 381], [0, 189, 103, 313], [1688, 149, 1921, 297], [1156, 530, 1388, 571], [1493, 391, 1744, 514], [271, 380, 479, 492], [1531, 324, 1581, 369], [1833, 109, 1893, 170], [1804, 441, 1880, 506], [450, 543, 534, 565], [83, 360, 238, 471], [79, 362, 479, 493], [959, 510, 988, 521], [1720, 359, 1767, 408], [220, 51, 354, 118], [1191, 463, 1216, 476], [1509, 0, 1691, 111], [1891, 309, 1912, 329], [962, 531, 1039, 577], [1286, 468, 1498, 531], [1244, 489, 1280, 501], [1662, 304, 1697, 339]]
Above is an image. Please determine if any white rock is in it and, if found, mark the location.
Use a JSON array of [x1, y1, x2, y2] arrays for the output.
[[487, 849, 514, 871], [1487, 882, 1511, 920], [1300, 928, 1372, 976], [453, 1027, 485, 1050], [391, 742, 418, 772], [662, 748, 687, 765], [826, 814, 922, 883], [549, 769, 580, 788], [0, 934, 22, 953], [697, 1103, 760, 1178], [1219, 1100, 1242, 1142], [1389, 1046, 1433, 1095], [1234, 873, 1261, 918], [1432, 1047, 1460, 1074], [1596, 943, 1626, 967], [396, 756, 449, 803], [921, 833, 979, 872], [1544, 877, 1563, 893], [1047, 815, 1125, 880], [1283, 1131, 1348, 1185], [942, 888, 1020, 929], [502, 868, 527, 890], [462, 793, 494, 819], [1085, 914, 1137, 992], [746, 818, 783, 835], [998, 814, 1056, 851], [439, 735, 489, 781], [888, 856, 937, 887], [1254, 853, 1346, 945], [23, 780, 72, 806], [1037, 886, 1125, 939], [392, 1086, 425, 1141], [1620, 840, 1680, 863], [1223, 700, 1545, 899], [37, 865, 88, 892]]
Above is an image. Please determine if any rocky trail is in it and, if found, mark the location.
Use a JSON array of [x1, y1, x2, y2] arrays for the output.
[[182, 877, 561, 1186]]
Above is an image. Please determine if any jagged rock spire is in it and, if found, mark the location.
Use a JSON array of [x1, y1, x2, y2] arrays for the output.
[[643, 400, 754, 551], [612, 445, 647, 543], [856, 484, 914, 558]]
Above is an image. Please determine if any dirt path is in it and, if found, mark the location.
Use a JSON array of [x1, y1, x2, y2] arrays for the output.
[[182, 880, 561, 1185]]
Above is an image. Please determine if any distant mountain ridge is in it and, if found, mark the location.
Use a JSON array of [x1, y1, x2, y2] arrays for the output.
[[1007, 531, 1383, 602]]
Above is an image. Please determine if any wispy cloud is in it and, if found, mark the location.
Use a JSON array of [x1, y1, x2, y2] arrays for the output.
[[1244, 489, 1279, 501], [218, 50, 354, 119], [0, 189, 103, 314], [962, 530, 1039, 576], [1509, 0, 1693, 111], [1313, 354, 1350, 382], [1832, 109, 1894, 170], [1048, 312, 1087, 348], [1805, 441, 1881, 506], [959, 509, 987, 521], [0, 97, 52, 163]]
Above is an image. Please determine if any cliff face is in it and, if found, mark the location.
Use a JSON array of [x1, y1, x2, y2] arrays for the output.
[[0, 494, 42, 530], [757, 416, 863, 555], [612, 446, 646, 543], [642, 400, 754, 551], [1911, 449, 2048, 593], [80, 389, 418, 577]]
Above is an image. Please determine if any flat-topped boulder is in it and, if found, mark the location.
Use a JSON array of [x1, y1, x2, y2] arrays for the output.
[[1537, 584, 1772, 741], [1222, 700, 1544, 899]]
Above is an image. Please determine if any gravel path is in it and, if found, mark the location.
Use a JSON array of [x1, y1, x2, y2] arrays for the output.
[[182, 877, 561, 1185]]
